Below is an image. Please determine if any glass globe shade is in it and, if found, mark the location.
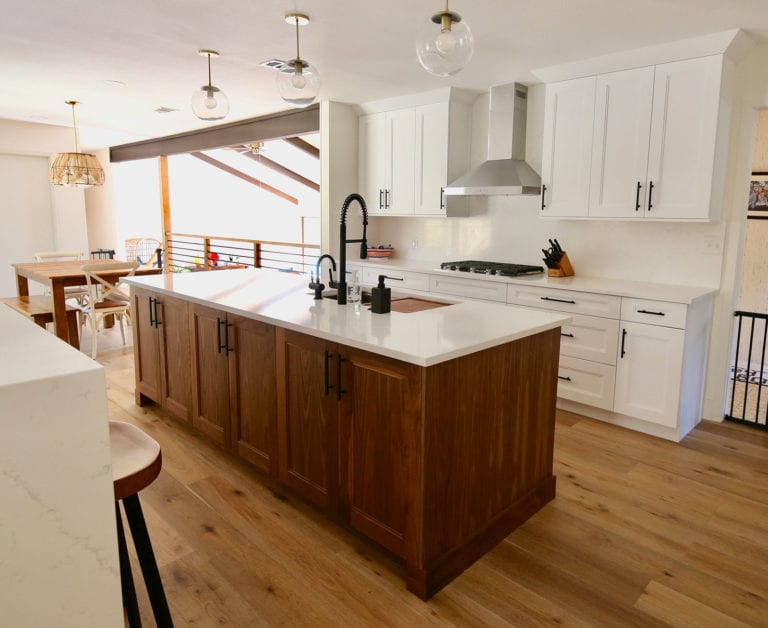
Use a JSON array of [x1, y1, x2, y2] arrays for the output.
[[276, 61, 320, 108], [191, 85, 229, 121], [415, 15, 473, 77]]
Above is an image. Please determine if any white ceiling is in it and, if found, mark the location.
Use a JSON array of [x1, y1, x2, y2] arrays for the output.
[[3, 0, 768, 148]]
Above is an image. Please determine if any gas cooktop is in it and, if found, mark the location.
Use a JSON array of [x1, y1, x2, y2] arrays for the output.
[[440, 260, 545, 277]]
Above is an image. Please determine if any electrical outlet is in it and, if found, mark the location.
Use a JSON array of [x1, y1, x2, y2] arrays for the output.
[[702, 235, 722, 255], [411, 239, 419, 249]]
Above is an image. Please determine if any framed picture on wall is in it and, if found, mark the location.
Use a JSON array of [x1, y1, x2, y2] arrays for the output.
[[748, 173, 768, 219]]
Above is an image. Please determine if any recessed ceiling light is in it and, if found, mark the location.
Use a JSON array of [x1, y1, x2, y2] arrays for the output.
[[103, 79, 126, 87], [154, 107, 179, 114]]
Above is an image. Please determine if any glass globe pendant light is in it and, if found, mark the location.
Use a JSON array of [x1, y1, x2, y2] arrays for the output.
[[276, 13, 320, 108], [191, 49, 229, 121], [416, 1, 473, 77], [49, 100, 105, 188]]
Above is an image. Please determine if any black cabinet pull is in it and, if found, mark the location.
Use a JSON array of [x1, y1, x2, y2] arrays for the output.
[[379, 189, 384, 209], [153, 298, 161, 327], [385, 189, 390, 209], [148, 297, 155, 327], [440, 187, 446, 210], [637, 309, 665, 316], [337, 354, 346, 401], [541, 184, 547, 210], [635, 181, 642, 211], [324, 350, 333, 396], [620, 328, 627, 358], [216, 318, 224, 353], [561, 332, 574, 338], [541, 296, 576, 304], [225, 322, 233, 355], [647, 181, 654, 211], [558, 375, 572, 381]]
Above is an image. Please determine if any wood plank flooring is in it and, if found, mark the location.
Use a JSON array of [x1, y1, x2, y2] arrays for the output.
[[98, 343, 768, 627]]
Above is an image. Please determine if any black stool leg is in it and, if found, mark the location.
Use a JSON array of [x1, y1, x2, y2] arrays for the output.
[[123, 494, 174, 628], [116, 502, 142, 628]]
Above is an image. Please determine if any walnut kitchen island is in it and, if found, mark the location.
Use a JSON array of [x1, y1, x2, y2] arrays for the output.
[[124, 268, 570, 599]]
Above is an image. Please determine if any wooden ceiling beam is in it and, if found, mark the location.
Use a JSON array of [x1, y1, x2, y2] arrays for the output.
[[284, 136, 320, 158], [190, 152, 298, 205], [242, 151, 320, 192]]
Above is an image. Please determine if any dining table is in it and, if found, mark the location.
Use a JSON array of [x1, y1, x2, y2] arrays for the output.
[[12, 259, 161, 349]]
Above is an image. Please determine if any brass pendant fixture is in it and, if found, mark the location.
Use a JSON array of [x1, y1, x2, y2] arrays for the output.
[[416, 0, 474, 77], [192, 49, 230, 121], [49, 101, 105, 188], [276, 12, 320, 108]]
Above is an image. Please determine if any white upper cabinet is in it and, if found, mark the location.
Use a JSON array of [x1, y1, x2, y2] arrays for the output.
[[589, 66, 655, 218], [358, 92, 471, 217], [541, 76, 596, 217], [541, 53, 729, 221], [646, 55, 724, 220]]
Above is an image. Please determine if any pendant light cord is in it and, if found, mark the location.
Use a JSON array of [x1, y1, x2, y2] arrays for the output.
[[207, 53, 213, 88], [69, 102, 80, 153], [295, 16, 301, 61]]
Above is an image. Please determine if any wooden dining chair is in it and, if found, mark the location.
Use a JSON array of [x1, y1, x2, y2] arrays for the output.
[[32, 250, 89, 304], [78, 262, 138, 358]]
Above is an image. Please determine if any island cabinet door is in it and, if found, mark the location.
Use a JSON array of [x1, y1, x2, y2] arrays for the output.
[[227, 314, 277, 475], [156, 294, 192, 423], [133, 288, 162, 404], [276, 328, 339, 513], [190, 303, 232, 448], [337, 346, 423, 559]]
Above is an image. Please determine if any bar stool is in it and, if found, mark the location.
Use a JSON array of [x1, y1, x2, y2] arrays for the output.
[[110, 421, 174, 627]]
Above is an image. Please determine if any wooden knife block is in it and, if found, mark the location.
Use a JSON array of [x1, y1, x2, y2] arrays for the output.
[[547, 251, 575, 277]]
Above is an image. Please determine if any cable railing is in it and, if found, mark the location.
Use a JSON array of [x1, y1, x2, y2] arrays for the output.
[[726, 310, 768, 430], [165, 232, 320, 275]]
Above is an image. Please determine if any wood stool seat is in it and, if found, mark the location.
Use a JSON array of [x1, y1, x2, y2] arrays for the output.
[[109, 421, 173, 627]]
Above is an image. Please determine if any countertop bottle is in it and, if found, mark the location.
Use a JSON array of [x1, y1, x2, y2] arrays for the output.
[[370, 275, 391, 314], [347, 270, 361, 304]]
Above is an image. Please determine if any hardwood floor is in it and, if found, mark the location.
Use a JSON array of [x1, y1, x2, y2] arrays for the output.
[[98, 342, 768, 627]]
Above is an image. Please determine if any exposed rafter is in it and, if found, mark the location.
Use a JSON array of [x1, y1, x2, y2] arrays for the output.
[[190, 152, 298, 205], [284, 136, 319, 159], [242, 151, 320, 192]]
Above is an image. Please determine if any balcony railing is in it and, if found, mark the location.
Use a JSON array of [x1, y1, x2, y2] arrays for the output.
[[726, 310, 768, 430], [165, 232, 320, 275]]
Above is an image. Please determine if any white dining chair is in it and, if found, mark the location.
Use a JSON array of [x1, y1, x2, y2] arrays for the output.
[[32, 250, 89, 305], [78, 262, 138, 358]]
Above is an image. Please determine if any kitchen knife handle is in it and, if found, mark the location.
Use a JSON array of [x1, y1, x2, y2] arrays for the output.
[[635, 181, 642, 211], [637, 309, 665, 316], [337, 353, 346, 400], [647, 181, 654, 212], [323, 350, 333, 396], [541, 296, 576, 304], [541, 184, 547, 210], [440, 187, 446, 210], [558, 375, 572, 382], [148, 297, 155, 328], [561, 332, 574, 338], [620, 328, 627, 358]]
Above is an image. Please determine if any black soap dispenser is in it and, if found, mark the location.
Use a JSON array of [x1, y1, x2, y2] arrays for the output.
[[370, 275, 391, 314]]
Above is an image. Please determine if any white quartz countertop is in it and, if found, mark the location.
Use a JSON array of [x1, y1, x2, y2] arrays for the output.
[[125, 269, 570, 367], [353, 259, 717, 304]]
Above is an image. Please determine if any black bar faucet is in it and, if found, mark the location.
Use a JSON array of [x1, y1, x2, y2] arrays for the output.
[[309, 254, 337, 299], [337, 193, 368, 305]]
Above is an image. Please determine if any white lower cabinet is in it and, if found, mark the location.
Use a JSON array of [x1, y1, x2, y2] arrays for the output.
[[557, 356, 616, 411], [613, 321, 685, 428], [560, 314, 619, 365]]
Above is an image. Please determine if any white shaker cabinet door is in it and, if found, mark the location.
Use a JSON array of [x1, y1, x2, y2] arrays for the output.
[[385, 108, 416, 215], [359, 113, 387, 215], [541, 76, 596, 217], [588, 66, 655, 218], [614, 321, 685, 427], [414, 102, 449, 215], [645, 55, 723, 220]]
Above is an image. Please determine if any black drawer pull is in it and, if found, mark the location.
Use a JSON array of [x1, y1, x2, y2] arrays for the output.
[[225, 322, 233, 355], [337, 354, 346, 400], [148, 297, 155, 327], [620, 328, 627, 358], [541, 184, 547, 210], [637, 309, 665, 316], [324, 350, 333, 396], [541, 296, 576, 304], [558, 375, 572, 382], [216, 318, 223, 353], [635, 181, 642, 211], [379, 189, 384, 209], [153, 298, 161, 327], [440, 187, 446, 210], [647, 180, 654, 211], [561, 332, 574, 338]]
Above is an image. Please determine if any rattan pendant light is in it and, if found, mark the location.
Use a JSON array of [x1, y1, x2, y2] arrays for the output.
[[49, 101, 105, 188]]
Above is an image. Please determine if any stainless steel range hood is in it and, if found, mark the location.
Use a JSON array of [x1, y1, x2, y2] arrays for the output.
[[443, 83, 541, 196]]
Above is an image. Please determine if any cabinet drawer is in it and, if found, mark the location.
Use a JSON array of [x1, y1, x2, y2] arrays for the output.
[[428, 275, 507, 302], [361, 267, 428, 292], [621, 298, 687, 329], [557, 356, 616, 411], [507, 285, 621, 318], [560, 314, 620, 365]]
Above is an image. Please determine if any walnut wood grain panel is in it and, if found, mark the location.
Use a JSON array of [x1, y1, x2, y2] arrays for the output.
[[158, 295, 192, 422], [133, 288, 162, 405], [277, 329, 338, 512], [228, 314, 277, 474], [190, 304, 230, 447], [338, 347, 423, 556]]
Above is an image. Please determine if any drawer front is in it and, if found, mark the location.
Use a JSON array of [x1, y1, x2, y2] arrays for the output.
[[621, 298, 687, 329], [361, 267, 428, 292], [557, 356, 616, 411], [507, 285, 621, 318], [560, 314, 620, 365], [428, 275, 507, 302]]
